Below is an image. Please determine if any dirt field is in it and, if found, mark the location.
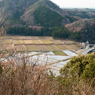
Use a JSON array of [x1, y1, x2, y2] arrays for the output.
[[4, 40, 12, 44], [42, 40, 52, 44], [23, 40, 33, 44], [25, 45, 38, 51], [46, 45, 60, 51], [51, 40, 63, 44], [65, 44, 81, 50], [36, 45, 49, 51], [55, 45, 69, 50], [32, 40, 43, 44], [13, 40, 23, 44], [15, 45, 26, 51], [1, 36, 81, 52]]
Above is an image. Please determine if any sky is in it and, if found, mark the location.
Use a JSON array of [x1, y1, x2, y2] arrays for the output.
[[50, 0, 95, 8]]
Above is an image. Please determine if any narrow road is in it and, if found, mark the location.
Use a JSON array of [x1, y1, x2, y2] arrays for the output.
[[81, 47, 95, 55]]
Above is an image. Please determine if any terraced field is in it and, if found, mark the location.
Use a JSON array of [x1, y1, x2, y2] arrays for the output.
[[56, 45, 68, 50], [52, 51, 67, 56], [32, 40, 43, 44], [46, 45, 60, 51], [4, 40, 12, 44], [25, 45, 38, 51], [42, 40, 52, 44], [13, 40, 23, 44], [36, 45, 49, 51], [1, 36, 81, 55], [23, 40, 33, 44], [15, 45, 26, 52]]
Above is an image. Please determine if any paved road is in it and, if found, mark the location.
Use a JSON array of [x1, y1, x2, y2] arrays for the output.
[[81, 47, 95, 55]]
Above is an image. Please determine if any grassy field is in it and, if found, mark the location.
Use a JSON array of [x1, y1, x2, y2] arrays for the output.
[[32, 40, 43, 44], [5, 44, 13, 50], [46, 45, 60, 51], [13, 40, 23, 44], [1, 36, 81, 52], [52, 51, 68, 56], [17, 36, 25, 39], [31, 36, 39, 40], [42, 40, 52, 44], [38, 37, 47, 40], [65, 44, 81, 50], [15, 45, 26, 51], [45, 37, 53, 40], [23, 40, 33, 44], [51, 40, 63, 44], [4, 40, 12, 44], [25, 45, 38, 51], [56, 45, 69, 50], [36, 45, 49, 51]]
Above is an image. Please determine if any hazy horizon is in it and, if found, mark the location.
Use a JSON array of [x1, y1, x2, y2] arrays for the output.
[[50, 0, 95, 9]]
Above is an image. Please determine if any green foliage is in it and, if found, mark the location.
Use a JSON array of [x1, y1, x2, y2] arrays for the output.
[[60, 53, 95, 79], [33, 5, 63, 27]]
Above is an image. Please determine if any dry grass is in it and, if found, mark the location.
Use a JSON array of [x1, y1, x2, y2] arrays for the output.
[[46, 45, 60, 51], [31, 36, 39, 40], [23, 40, 33, 44], [56, 45, 68, 50], [25, 45, 38, 51], [42, 40, 52, 44], [32, 40, 43, 44], [13, 40, 24, 44], [15, 45, 26, 51], [51, 40, 63, 44], [36, 45, 49, 51], [65, 44, 81, 50], [4, 40, 12, 44]]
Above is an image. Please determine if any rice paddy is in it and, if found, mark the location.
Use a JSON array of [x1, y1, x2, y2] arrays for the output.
[[23, 40, 33, 44], [13, 40, 23, 44], [15, 45, 26, 52], [53, 51, 68, 56], [25, 45, 38, 51], [36, 45, 49, 51], [1, 36, 81, 55], [46, 45, 60, 51], [32, 40, 43, 44], [42, 40, 52, 44]]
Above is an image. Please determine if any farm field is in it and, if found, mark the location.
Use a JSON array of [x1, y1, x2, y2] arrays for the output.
[[56, 45, 69, 50], [36, 45, 49, 51], [52, 51, 67, 56], [31, 36, 39, 40], [65, 44, 81, 50], [46, 45, 60, 51], [42, 40, 52, 44], [51, 40, 63, 44], [15, 45, 26, 52], [5, 44, 13, 50], [13, 40, 23, 44], [23, 40, 33, 44], [1, 36, 81, 55], [25, 45, 38, 51], [32, 40, 43, 44], [4, 40, 12, 44]]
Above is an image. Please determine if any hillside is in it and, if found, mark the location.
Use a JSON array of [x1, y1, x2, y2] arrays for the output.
[[0, 0, 80, 27], [0, 0, 95, 43], [65, 18, 95, 43]]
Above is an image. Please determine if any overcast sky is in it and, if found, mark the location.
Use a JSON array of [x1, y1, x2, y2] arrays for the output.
[[50, 0, 95, 8]]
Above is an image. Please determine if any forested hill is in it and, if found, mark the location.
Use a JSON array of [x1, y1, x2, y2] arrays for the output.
[[0, 0, 95, 43], [0, 0, 73, 27]]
